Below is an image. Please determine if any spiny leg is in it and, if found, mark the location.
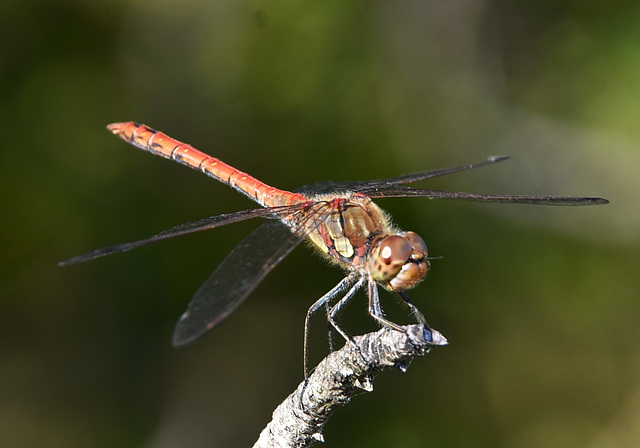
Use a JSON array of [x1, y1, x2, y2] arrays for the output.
[[397, 291, 428, 326], [303, 272, 359, 378], [327, 276, 367, 348], [325, 301, 335, 352], [325, 276, 368, 367], [367, 278, 406, 332]]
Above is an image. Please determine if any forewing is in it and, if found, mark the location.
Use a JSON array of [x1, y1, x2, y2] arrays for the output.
[[172, 219, 305, 346], [294, 156, 510, 194], [350, 155, 510, 189]]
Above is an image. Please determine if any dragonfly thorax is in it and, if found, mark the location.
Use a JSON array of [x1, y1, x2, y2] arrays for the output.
[[369, 232, 429, 291], [303, 194, 387, 263], [300, 193, 429, 291]]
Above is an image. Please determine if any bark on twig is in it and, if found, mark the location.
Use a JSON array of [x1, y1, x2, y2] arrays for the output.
[[253, 324, 448, 448]]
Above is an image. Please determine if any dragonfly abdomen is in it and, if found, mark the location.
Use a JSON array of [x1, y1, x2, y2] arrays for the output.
[[107, 122, 304, 208]]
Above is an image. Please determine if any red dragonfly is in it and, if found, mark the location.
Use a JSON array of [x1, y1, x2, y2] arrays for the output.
[[61, 122, 608, 373]]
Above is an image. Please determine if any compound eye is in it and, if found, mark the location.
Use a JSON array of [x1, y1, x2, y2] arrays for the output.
[[379, 235, 412, 266], [370, 235, 413, 283], [405, 231, 428, 260]]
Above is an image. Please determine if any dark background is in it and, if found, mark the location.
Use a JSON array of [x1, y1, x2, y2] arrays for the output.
[[2, 1, 638, 447]]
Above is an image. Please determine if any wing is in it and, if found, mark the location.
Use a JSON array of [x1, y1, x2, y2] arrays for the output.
[[295, 156, 510, 194], [58, 204, 305, 266], [360, 187, 609, 205], [351, 155, 510, 188], [172, 219, 305, 346]]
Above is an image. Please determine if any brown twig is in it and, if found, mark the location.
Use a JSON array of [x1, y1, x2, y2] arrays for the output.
[[253, 324, 448, 448]]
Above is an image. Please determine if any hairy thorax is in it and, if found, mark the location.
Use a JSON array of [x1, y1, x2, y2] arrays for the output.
[[287, 193, 429, 292]]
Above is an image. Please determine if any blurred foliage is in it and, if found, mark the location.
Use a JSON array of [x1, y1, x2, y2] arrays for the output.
[[1, 1, 638, 447]]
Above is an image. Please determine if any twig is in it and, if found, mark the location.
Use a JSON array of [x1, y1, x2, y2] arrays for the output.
[[253, 324, 448, 448]]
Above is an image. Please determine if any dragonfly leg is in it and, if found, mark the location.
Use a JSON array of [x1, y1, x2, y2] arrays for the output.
[[367, 278, 406, 332], [326, 275, 368, 366], [304, 272, 359, 378], [326, 276, 367, 347], [398, 291, 428, 326], [325, 301, 335, 352]]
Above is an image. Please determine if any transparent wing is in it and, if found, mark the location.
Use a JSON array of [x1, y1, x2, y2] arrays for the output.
[[295, 156, 510, 194], [172, 219, 305, 346], [58, 205, 305, 266], [360, 187, 609, 205], [351, 155, 510, 188]]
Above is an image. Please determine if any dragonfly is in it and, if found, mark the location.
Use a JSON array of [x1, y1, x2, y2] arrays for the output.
[[60, 122, 608, 375]]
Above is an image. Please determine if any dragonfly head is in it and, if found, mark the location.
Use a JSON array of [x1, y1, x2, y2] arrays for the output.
[[370, 231, 429, 291]]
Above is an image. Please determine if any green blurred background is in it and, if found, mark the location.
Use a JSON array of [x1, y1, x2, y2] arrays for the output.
[[2, 0, 638, 447]]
